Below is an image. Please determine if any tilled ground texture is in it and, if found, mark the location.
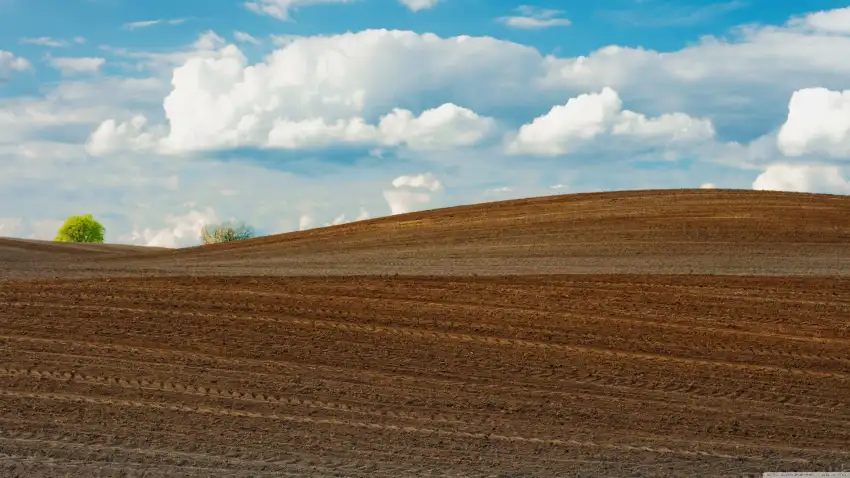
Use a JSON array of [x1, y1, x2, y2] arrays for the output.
[[1, 275, 849, 477]]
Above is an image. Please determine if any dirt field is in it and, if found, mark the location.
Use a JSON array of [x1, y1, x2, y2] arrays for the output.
[[2, 189, 849, 279], [1, 189, 849, 476]]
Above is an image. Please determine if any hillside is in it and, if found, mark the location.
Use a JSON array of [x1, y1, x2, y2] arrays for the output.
[[2, 188, 849, 476], [8, 188, 846, 279]]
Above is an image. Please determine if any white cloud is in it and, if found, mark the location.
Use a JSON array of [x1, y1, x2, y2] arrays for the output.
[[508, 88, 622, 155], [48, 56, 106, 75], [613, 110, 715, 140], [508, 87, 714, 156], [234, 31, 262, 45], [549, 184, 567, 190], [752, 164, 850, 194], [0, 75, 167, 149], [399, 0, 439, 12], [85, 115, 163, 156], [106, 29, 540, 149], [777, 87, 850, 158], [383, 189, 433, 215], [700, 182, 717, 189], [539, 7, 850, 130], [378, 103, 494, 151], [244, 0, 354, 20], [20, 36, 69, 47], [790, 6, 850, 34], [383, 173, 442, 214], [127, 207, 218, 248], [497, 5, 571, 29], [269, 103, 494, 151], [391, 173, 441, 191], [267, 116, 375, 149], [98, 97, 492, 153], [74, 37, 86, 44], [0, 50, 31, 78], [298, 214, 314, 230], [123, 18, 186, 30]]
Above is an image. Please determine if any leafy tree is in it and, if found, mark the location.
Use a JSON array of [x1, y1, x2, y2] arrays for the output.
[[54, 214, 105, 243], [201, 221, 254, 245]]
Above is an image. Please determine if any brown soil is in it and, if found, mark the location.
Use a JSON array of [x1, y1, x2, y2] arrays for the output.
[[1, 189, 849, 477]]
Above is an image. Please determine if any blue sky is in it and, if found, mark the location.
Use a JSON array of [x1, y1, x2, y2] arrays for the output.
[[1, 0, 850, 245]]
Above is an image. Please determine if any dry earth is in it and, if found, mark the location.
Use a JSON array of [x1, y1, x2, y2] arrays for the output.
[[0, 189, 849, 477]]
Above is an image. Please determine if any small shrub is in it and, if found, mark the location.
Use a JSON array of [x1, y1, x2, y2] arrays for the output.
[[201, 221, 254, 245]]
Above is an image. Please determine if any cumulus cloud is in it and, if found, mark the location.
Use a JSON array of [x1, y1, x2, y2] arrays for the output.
[[508, 87, 714, 156], [538, 7, 850, 131], [117, 29, 538, 144], [48, 56, 106, 75], [777, 87, 850, 158], [383, 173, 442, 214], [244, 0, 354, 20], [399, 0, 439, 12], [127, 207, 218, 248], [266, 117, 375, 149], [266, 103, 493, 151], [85, 115, 163, 156], [752, 164, 850, 194], [93, 85, 493, 154], [379, 103, 494, 150], [392, 173, 441, 191], [0, 50, 31, 78], [497, 5, 571, 29], [790, 6, 850, 34], [700, 182, 717, 189]]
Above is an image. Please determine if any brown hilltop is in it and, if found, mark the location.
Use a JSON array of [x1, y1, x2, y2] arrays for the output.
[[5, 188, 845, 278]]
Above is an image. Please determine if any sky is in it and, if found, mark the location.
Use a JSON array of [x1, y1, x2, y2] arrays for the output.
[[1, 0, 850, 246]]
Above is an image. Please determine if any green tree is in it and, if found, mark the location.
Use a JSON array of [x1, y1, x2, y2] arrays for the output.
[[54, 214, 105, 243], [201, 221, 254, 245]]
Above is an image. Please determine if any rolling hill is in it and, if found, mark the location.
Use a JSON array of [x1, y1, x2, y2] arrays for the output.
[[1, 188, 849, 476], [4, 189, 848, 279]]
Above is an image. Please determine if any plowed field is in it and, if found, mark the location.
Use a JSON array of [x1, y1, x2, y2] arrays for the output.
[[1, 190, 849, 476]]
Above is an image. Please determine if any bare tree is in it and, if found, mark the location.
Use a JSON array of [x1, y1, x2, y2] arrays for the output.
[[201, 221, 255, 245]]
